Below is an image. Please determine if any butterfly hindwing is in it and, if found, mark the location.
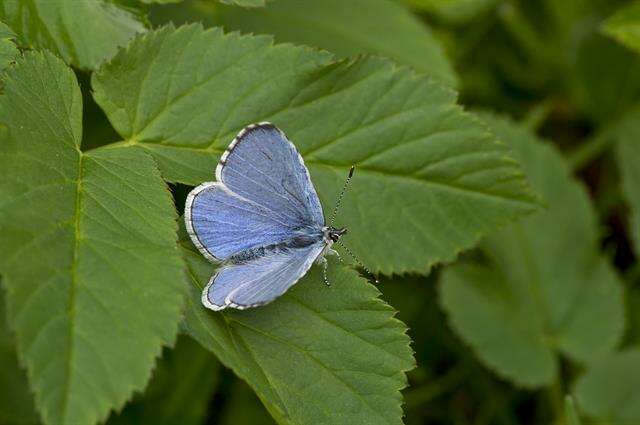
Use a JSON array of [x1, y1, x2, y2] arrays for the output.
[[203, 241, 325, 310]]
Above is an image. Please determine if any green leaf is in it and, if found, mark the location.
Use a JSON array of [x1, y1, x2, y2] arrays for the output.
[[574, 349, 640, 425], [0, 20, 17, 73], [0, 0, 146, 70], [440, 114, 625, 387], [603, 1, 640, 53], [220, 0, 267, 6], [615, 108, 640, 256], [92, 24, 538, 275], [107, 334, 219, 425], [402, 0, 499, 24], [181, 237, 414, 425], [570, 32, 640, 124], [214, 0, 456, 86], [0, 52, 185, 424], [0, 288, 39, 425]]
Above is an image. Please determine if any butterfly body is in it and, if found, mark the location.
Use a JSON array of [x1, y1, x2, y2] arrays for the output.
[[185, 122, 346, 311]]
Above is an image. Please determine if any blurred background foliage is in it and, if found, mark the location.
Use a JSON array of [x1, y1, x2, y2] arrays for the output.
[[2, 0, 640, 424]]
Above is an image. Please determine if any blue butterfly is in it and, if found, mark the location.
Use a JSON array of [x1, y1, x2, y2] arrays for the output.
[[185, 122, 355, 311]]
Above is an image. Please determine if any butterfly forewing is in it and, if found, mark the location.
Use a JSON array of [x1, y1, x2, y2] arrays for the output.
[[216, 123, 324, 228]]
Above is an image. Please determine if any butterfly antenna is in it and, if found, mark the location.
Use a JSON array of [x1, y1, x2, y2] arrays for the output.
[[336, 240, 379, 284], [329, 165, 355, 226]]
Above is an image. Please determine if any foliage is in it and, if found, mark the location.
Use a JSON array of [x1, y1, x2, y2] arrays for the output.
[[603, 1, 640, 53], [441, 114, 624, 388], [574, 349, 640, 425], [0, 0, 639, 424]]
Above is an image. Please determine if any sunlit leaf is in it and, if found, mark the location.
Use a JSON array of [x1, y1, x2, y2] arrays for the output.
[[603, 1, 640, 53]]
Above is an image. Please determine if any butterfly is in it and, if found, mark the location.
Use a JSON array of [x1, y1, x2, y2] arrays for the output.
[[185, 122, 361, 311]]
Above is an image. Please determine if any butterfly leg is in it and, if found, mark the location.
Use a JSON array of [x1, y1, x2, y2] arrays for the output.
[[326, 248, 342, 262]]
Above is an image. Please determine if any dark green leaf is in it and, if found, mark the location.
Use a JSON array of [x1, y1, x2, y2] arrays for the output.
[[0, 0, 146, 70], [574, 349, 640, 425], [0, 52, 185, 424], [107, 334, 219, 425], [615, 108, 640, 256], [0, 289, 39, 425], [220, 379, 276, 425], [440, 114, 625, 387], [214, 0, 456, 85], [92, 24, 538, 275]]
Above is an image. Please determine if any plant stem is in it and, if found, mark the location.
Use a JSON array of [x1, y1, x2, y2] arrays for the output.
[[549, 375, 565, 425], [567, 126, 617, 171], [404, 364, 468, 408]]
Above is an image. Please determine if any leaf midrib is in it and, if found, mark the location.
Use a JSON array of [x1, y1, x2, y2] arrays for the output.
[[103, 141, 534, 207], [60, 148, 83, 423]]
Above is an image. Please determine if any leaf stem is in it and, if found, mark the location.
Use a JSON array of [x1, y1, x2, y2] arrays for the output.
[[523, 99, 554, 131], [567, 125, 618, 171], [549, 374, 565, 424]]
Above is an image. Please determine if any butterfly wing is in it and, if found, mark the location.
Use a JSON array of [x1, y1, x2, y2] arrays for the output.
[[202, 241, 325, 310], [185, 182, 307, 261], [185, 122, 324, 262], [216, 123, 324, 228]]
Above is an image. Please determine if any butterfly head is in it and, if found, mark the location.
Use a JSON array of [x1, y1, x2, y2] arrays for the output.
[[328, 226, 347, 243]]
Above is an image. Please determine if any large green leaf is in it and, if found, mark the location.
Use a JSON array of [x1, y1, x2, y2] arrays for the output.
[[0, 20, 17, 73], [574, 349, 640, 425], [213, 0, 456, 86], [0, 0, 146, 70], [107, 334, 219, 425], [603, 1, 640, 54], [92, 24, 537, 275], [615, 108, 640, 256], [181, 236, 414, 425], [0, 289, 39, 425], [0, 52, 185, 424], [440, 114, 625, 387]]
